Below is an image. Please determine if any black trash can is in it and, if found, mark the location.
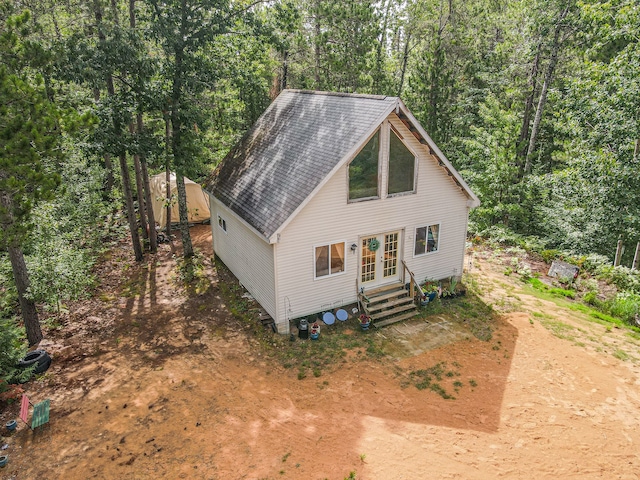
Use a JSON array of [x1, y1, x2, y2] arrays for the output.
[[298, 319, 309, 339]]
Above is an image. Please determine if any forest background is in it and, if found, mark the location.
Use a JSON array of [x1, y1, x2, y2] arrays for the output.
[[1, 0, 639, 380]]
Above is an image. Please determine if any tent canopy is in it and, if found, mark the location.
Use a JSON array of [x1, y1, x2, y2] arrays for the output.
[[150, 173, 210, 228]]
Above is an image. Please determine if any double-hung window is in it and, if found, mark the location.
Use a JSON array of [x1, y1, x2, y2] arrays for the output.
[[414, 224, 440, 256], [315, 242, 346, 279]]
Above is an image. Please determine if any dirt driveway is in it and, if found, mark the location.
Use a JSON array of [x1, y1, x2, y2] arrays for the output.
[[2, 227, 640, 479]]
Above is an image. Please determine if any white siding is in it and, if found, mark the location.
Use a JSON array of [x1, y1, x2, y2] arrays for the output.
[[274, 114, 470, 328], [209, 195, 278, 328]]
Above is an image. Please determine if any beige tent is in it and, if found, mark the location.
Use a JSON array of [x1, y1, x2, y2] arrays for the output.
[[150, 172, 210, 227]]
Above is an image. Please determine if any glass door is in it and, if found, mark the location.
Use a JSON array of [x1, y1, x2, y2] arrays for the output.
[[383, 232, 399, 279], [361, 236, 377, 283], [360, 231, 401, 286]]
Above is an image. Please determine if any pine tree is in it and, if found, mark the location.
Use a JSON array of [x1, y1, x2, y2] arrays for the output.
[[1, 7, 62, 345]]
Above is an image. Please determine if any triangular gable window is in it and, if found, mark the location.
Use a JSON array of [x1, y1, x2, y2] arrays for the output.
[[388, 130, 415, 195], [348, 130, 380, 200]]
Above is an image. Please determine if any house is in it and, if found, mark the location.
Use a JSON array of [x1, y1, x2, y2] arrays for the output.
[[204, 90, 479, 334]]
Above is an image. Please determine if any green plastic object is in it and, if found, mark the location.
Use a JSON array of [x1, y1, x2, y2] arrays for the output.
[[31, 400, 50, 429]]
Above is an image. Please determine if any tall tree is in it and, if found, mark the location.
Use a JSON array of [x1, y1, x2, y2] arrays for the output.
[[128, 0, 157, 253], [1, 7, 62, 345], [92, 0, 143, 261], [524, 1, 573, 174], [148, 0, 270, 257]]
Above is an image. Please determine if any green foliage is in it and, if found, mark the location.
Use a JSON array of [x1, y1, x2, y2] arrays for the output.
[[0, 5, 62, 249], [407, 362, 458, 399], [421, 284, 495, 341], [286, 0, 380, 92], [0, 318, 30, 385], [527, 277, 576, 299], [595, 265, 640, 294], [607, 292, 640, 325], [175, 251, 210, 295], [541, 249, 560, 263], [5, 149, 110, 315], [1, 0, 638, 363], [584, 291, 640, 327]]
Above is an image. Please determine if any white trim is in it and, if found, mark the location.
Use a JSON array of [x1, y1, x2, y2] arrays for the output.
[[413, 223, 442, 257], [313, 240, 347, 280]]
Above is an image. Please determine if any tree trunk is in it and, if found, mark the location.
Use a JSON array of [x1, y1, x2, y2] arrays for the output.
[[280, 49, 288, 92], [92, 87, 115, 194], [169, 13, 193, 257], [397, 33, 411, 97], [164, 113, 172, 237], [175, 170, 194, 258], [314, 5, 321, 89], [8, 246, 42, 346], [118, 151, 144, 261], [138, 113, 157, 253], [516, 41, 542, 177], [428, 36, 444, 137], [524, 5, 569, 174], [130, 122, 149, 245], [373, 0, 391, 92], [110, 0, 120, 24], [127, 0, 156, 253], [94, 0, 143, 262]]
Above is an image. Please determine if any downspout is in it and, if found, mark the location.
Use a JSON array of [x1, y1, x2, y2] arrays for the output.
[[273, 239, 285, 333]]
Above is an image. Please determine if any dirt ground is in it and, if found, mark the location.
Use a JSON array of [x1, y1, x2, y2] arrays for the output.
[[2, 226, 640, 479]]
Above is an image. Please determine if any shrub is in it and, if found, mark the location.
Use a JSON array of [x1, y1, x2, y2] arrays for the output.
[[596, 265, 640, 293], [583, 291, 598, 305], [0, 318, 30, 386], [540, 249, 560, 263], [583, 253, 612, 273], [607, 292, 640, 325], [517, 265, 532, 280]]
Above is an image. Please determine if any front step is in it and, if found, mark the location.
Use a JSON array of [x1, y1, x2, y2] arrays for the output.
[[365, 283, 405, 297], [367, 288, 408, 303], [374, 311, 419, 328], [359, 282, 418, 328], [370, 303, 416, 320], [366, 295, 414, 313]]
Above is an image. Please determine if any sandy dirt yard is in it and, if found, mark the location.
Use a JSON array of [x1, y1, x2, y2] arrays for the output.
[[1, 226, 640, 479]]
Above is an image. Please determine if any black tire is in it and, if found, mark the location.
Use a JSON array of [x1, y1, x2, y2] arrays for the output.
[[17, 350, 52, 374]]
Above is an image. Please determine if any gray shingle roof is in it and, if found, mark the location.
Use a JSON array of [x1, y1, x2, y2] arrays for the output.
[[206, 90, 397, 240]]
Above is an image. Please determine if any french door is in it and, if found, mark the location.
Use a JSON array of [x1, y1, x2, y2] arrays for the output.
[[360, 231, 401, 287]]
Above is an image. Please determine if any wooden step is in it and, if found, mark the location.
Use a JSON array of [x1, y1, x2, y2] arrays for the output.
[[364, 282, 405, 297], [373, 310, 419, 328], [366, 295, 415, 313], [366, 288, 408, 304], [370, 303, 416, 321]]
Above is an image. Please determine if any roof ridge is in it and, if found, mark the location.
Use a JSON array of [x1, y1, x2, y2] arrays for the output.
[[283, 89, 394, 101]]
